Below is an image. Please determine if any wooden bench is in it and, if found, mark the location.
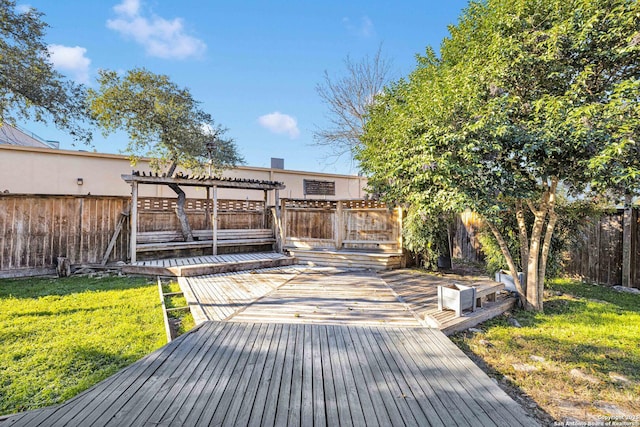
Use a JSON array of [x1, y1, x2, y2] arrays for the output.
[[136, 229, 276, 252], [472, 282, 505, 308]]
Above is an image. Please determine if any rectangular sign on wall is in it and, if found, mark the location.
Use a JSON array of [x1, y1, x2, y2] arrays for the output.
[[303, 179, 336, 196]]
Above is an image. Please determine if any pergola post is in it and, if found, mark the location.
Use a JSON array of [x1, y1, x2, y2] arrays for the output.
[[205, 187, 211, 228], [130, 181, 138, 264], [274, 189, 282, 253], [212, 185, 218, 256], [263, 190, 268, 229]]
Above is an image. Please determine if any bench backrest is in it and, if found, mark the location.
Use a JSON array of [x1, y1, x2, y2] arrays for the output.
[[137, 228, 274, 244]]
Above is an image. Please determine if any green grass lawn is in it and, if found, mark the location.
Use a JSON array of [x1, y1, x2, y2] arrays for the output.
[[451, 278, 640, 422], [0, 275, 166, 416]]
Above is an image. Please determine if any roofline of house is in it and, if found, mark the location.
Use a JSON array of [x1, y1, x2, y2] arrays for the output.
[[0, 144, 366, 180]]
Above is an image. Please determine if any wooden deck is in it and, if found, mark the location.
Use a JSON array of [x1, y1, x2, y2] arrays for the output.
[[179, 266, 307, 324], [122, 252, 296, 277], [182, 267, 516, 334], [380, 269, 518, 335], [1, 321, 538, 426], [182, 267, 423, 327]]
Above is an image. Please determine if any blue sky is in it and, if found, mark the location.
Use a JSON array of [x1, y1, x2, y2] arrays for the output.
[[22, 0, 469, 174]]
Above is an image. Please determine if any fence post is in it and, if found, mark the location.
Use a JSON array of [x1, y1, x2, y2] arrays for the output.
[[335, 201, 344, 250], [622, 194, 632, 287]]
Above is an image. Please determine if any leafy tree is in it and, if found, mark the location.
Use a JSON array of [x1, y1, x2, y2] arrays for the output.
[[88, 68, 243, 240], [359, 0, 640, 311], [0, 0, 90, 142], [314, 46, 393, 162]]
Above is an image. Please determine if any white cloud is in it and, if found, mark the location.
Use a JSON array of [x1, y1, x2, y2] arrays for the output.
[[47, 44, 91, 84], [113, 0, 139, 17], [107, 0, 206, 60], [343, 16, 375, 38], [258, 112, 300, 139]]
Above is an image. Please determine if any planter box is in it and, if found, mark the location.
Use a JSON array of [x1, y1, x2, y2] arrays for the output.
[[438, 283, 477, 317], [495, 270, 524, 293]]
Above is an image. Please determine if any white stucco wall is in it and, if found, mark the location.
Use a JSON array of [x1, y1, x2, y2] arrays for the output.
[[0, 145, 367, 202]]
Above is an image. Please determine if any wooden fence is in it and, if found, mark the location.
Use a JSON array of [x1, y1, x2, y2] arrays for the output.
[[282, 199, 402, 252], [563, 209, 639, 287], [452, 208, 639, 288], [453, 210, 485, 263], [6, 193, 633, 286], [0, 195, 275, 276], [0, 195, 130, 276]]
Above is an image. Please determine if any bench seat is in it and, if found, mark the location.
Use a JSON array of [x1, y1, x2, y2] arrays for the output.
[[472, 282, 505, 308], [136, 229, 275, 252]]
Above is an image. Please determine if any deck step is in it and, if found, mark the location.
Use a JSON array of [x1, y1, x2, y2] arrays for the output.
[[287, 248, 403, 270]]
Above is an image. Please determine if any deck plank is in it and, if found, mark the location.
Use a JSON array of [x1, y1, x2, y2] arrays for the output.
[[415, 326, 537, 426], [274, 324, 296, 426], [133, 322, 228, 425], [217, 323, 275, 426], [103, 323, 213, 426], [168, 322, 247, 426], [317, 326, 339, 426], [337, 325, 378, 426], [394, 327, 494, 426], [386, 328, 473, 426], [370, 327, 447, 427], [229, 268, 422, 327], [286, 324, 304, 427], [358, 329, 422, 426], [379, 269, 517, 334], [247, 323, 286, 426]]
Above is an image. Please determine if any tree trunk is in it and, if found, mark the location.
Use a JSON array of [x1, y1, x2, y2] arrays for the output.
[[167, 162, 194, 241], [526, 211, 546, 311], [538, 210, 558, 299], [515, 199, 529, 284], [486, 219, 526, 306], [525, 177, 558, 312]]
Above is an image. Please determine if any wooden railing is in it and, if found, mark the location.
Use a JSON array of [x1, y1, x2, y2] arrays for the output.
[[281, 199, 403, 252]]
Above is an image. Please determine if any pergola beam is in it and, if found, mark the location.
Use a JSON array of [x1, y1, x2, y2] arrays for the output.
[[121, 173, 285, 191]]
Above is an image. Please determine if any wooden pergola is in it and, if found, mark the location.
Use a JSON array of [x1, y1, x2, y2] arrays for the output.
[[122, 171, 286, 263]]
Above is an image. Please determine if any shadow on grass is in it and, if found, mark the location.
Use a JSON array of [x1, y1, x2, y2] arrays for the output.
[[547, 280, 640, 313], [1, 345, 136, 416], [0, 276, 154, 299], [6, 306, 105, 318]]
